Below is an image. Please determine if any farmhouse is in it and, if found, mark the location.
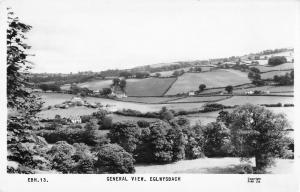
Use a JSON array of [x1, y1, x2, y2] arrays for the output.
[[70, 116, 82, 124], [70, 96, 85, 105], [188, 91, 195, 96], [110, 86, 127, 98]]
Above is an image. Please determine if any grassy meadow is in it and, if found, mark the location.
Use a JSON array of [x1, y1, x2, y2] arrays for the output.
[[165, 69, 250, 95]]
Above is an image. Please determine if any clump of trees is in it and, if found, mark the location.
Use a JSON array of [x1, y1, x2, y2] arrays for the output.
[[268, 56, 287, 66], [39, 83, 61, 92], [273, 70, 293, 85], [248, 67, 265, 86], [225, 85, 233, 94]]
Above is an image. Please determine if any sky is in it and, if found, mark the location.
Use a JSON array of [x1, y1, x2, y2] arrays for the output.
[[7, 0, 299, 73]]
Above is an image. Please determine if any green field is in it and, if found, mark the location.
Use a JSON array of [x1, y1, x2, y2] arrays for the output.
[[135, 158, 294, 174], [165, 69, 250, 95], [261, 70, 292, 79], [167, 95, 230, 103], [254, 63, 293, 72], [217, 96, 293, 106], [125, 77, 177, 96], [150, 67, 191, 77], [77, 79, 112, 90], [38, 106, 98, 119], [118, 96, 181, 104], [233, 85, 293, 94]]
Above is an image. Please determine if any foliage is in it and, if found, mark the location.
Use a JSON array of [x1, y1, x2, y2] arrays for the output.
[[159, 107, 174, 121], [229, 104, 290, 171], [137, 120, 150, 128], [268, 56, 287, 66], [109, 121, 141, 153], [199, 84, 206, 92], [7, 10, 46, 173], [101, 116, 113, 130], [39, 83, 61, 92], [95, 144, 135, 173], [202, 122, 233, 157], [273, 71, 293, 85], [47, 141, 76, 173], [225, 85, 233, 93], [39, 121, 99, 146]]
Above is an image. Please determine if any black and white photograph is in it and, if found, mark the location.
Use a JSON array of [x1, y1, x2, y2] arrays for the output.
[[0, 0, 299, 191]]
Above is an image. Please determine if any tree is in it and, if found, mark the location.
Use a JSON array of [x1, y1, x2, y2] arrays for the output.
[[199, 84, 206, 92], [172, 70, 181, 76], [225, 85, 233, 94], [119, 79, 126, 91], [155, 72, 161, 77], [229, 104, 290, 171], [202, 122, 233, 157], [119, 71, 132, 78], [101, 87, 112, 96], [112, 78, 120, 86], [268, 56, 287, 66], [7, 10, 47, 173], [95, 144, 135, 173], [108, 121, 141, 153]]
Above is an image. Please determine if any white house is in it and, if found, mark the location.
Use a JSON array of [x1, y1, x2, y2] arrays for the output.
[[188, 91, 195, 96], [110, 86, 127, 98], [70, 116, 81, 124]]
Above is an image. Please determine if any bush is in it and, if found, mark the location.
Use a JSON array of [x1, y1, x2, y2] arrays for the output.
[[268, 56, 287, 66], [95, 144, 135, 173], [47, 141, 76, 173], [137, 120, 150, 128], [238, 164, 253, 174], [39, 122, 99, 146], [101, 116, 113, 130]]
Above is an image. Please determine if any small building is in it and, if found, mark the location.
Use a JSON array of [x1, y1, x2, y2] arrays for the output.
[[188, 91, 195, 96], [32, 88, 43, 92], [245, 91, 254, 95], [110, 86, 127, 98], [70, 116, 82, 124]]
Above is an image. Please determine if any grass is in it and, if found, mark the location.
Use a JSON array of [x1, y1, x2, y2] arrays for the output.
[[109, 114, 159, 123], [77, 79, 112, 90], [135, 157, 294, 174], [167, 96, 230, 103], [254, 63, 294, 72], [233, 85, 294, 94], [126, 77, 177, 96], [165, 69, 250, 95], [217, 96, 294, 106], [38, 106, 98, 119], [117, 96, 182, 104], [261, 70, 292, 79]]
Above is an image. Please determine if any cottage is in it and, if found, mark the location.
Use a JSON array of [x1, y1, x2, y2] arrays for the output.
[[188, 91, 195, 96], [245, 91, 254, 95], [70, 116, 82, 124], [110, 86, 127, 98]]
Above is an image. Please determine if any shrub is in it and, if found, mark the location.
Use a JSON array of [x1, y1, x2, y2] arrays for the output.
[[47, 141, 76, 173], [137, 120, 150, 128], [39, 121, 98, 146], [95, 144, 135, 173], [101, 116, 113, 130]]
